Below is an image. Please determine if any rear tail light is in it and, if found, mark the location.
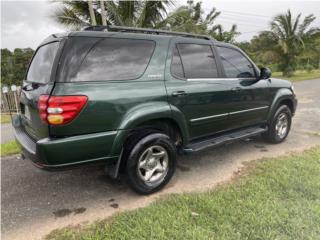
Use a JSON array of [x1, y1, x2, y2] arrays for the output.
[[38, 95, 88, 125]]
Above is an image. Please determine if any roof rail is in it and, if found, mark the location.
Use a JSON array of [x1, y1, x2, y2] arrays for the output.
[[82, 25, 212, 40]]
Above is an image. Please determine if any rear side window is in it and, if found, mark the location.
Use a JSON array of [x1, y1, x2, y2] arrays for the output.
[[217, 46, 255, 78], [73, 38, 155, 82], [27, 42, 59, 84], [174, 43, 218, 79]]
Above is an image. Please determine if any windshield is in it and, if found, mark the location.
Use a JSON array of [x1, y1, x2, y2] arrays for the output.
[[27, 42, 59, 84]]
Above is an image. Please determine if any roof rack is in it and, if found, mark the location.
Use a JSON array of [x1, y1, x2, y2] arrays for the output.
[[82, 25, 212, 40]]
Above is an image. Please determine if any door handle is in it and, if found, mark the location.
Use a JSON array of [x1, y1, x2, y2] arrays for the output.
[[172, 91, 187, 97], [231, 87, 242, 92]]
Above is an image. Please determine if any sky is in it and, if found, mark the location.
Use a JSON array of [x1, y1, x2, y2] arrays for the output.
[[1, 0, 320, 50]]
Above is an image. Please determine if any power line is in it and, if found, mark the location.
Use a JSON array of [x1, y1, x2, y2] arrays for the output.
[[217, 19, 269, 29], [218, 16, 269, 27], [220, 10, 272, 19]]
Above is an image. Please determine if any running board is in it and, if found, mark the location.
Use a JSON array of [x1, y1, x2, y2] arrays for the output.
[[183, 126, 268, 153]]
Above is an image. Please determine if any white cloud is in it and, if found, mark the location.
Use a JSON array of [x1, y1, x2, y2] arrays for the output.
[[1, 0, 320, 50]]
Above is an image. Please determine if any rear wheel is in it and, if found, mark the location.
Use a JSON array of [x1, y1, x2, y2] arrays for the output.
[[263, 105, 292, 143], [125, 132, 176, 194]]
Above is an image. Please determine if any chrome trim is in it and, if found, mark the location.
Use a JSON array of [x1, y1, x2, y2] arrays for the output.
[[190, 113, 228, 123], [187, 78, 256, 81], [229, 106, 269, 115], [190, 106, 269, 123]]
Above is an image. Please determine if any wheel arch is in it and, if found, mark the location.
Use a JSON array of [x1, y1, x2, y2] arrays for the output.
[[267, 88, 296, 123]]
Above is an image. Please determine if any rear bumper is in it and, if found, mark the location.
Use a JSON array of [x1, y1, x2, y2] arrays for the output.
[[12, 115, 119, 170]]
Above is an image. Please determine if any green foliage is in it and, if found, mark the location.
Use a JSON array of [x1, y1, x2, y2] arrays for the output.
[[1, 48, 34, 86], [52, 1, 239, 43], [157, 1, 239, 42], [272, 69, 320, 82], [1, 114, 13, 124], [46, 147, 320, 240], [239, 10, 319, 76], [1, 140, 21, 157], [52, 0, 175, 29]]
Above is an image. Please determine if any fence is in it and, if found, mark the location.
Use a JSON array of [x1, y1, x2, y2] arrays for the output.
[[1, 86, 21, 113]]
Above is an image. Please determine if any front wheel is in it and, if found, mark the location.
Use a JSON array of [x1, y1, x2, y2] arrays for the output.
[[125, 133, 176, 194], [263, 105, 292, 143]]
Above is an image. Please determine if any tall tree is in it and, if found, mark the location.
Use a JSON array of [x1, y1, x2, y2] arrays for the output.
[[88, 0, 97, 25], [159, 2, 238, 42], [52, 0, 174, 30], [1, 48, 34, 86], [268, 10, 318, 76], [100, 0, 107, 26]]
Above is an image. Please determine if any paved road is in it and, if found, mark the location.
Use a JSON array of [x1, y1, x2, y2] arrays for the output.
[[2, 79, 320, 240]]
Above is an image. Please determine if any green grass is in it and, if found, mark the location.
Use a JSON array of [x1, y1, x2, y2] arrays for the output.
[[46, 147, 320, 240], [1, 141, 21, 156], [273, 69, 320, 82], [1, 114, 13, 124]]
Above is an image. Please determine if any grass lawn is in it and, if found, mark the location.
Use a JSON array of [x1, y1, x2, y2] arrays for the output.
[[46, 146, 320, 240], [1, 140, 21, 157], [1, 114, 13, 124], [273, 69, 320, 82]]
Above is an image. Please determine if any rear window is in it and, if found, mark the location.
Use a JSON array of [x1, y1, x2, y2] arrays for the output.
[[71, 38, 155, 82], [27, 42, 59, 84]]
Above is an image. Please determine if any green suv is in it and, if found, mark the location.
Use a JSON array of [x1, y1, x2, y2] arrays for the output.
[[13, 26, 297, 194]]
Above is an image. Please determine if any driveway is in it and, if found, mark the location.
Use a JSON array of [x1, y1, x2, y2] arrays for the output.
[[2, 79, 320, 240]]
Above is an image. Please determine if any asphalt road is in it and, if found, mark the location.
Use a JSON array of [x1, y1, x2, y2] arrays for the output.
[[2, 79, 320, 240]]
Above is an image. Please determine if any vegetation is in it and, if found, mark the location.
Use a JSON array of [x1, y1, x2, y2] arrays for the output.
[[1, 114, 13, 124], [1, 3, 319, 86], [239, 10, 319, 76], [273, 69, 320, 82], [158, 1, 238, 42], [52, 0, 175, 29], [47, 147, 320, 240], [1, 141, 20, 157], [1, 48, 34, 86], [52, 0, 239, 43]]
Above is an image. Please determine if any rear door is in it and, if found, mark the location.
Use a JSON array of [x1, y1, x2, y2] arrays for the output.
[[19, 41, 62, 140], [165, 38, 236, 139]]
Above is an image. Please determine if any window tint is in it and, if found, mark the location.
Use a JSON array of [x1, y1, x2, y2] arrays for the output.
[[171, 46, 184, 78], [217, 46, 255, 78], [73, 38, 155, 82], [176, 43, 218, 79], [27, 42, 59, 84]]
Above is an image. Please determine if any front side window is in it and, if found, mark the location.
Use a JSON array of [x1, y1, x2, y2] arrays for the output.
[[174, 43, 218, 79], [217, 46, 255, 78], [73, 38, 155, 82], [27, 42, 59, 84]]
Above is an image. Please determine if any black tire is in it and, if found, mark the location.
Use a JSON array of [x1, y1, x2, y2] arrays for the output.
[[263, 105, 292, 143], [125, 132, 176, 194]]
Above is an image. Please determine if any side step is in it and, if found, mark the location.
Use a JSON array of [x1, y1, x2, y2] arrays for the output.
[[183, 126, 268, 153]]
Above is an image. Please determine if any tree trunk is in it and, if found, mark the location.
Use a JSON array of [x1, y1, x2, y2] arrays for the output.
[[88, 0, 97, 26], [100, 0, 107, 26]]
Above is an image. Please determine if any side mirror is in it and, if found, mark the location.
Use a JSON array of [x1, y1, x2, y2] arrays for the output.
[[259, 67, 272, 80]]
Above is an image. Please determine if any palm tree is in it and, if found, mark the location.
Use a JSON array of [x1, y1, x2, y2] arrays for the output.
[[88, 0, 97, 25], [159, 2, 238, 42], [100, 0, 107, 26], [52, 0, 174, 30], [268, 10, 318, 76]]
